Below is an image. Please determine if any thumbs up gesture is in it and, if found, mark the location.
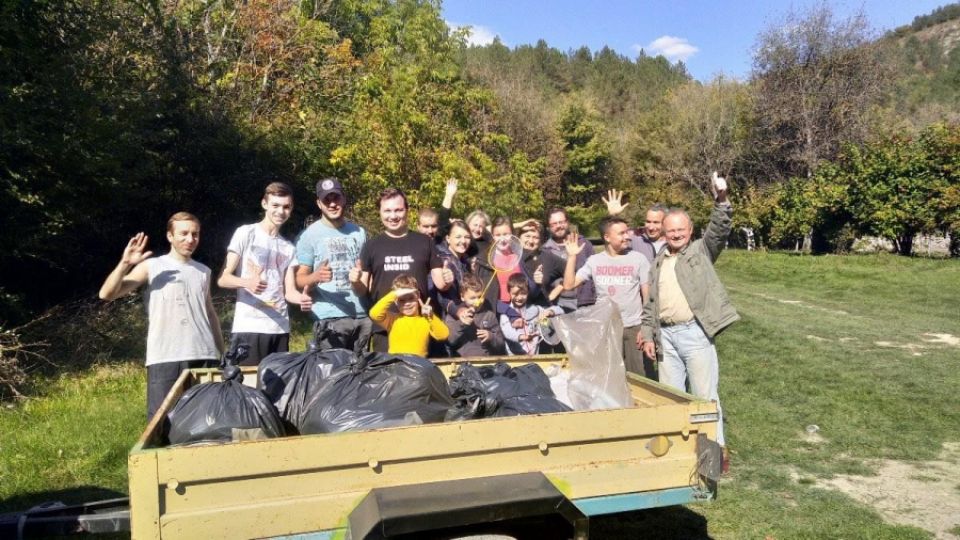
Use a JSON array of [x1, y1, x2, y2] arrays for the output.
[[299, 285, 313, 312], [533, 264, 543, 285], [244, 259, 268, 294], [441, 260, 455, 287], [313, 259, 333, 283], [348, 259, 362, 284], [712, 171, 728, 202]]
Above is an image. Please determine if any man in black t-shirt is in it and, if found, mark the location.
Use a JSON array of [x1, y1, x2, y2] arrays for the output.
[[353, 188, 449, 352]]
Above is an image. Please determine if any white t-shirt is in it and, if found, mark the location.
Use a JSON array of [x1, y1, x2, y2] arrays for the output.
[[575, 250, 649, 327], [227, 224, 296, 334], [144, 255, 219, 365]]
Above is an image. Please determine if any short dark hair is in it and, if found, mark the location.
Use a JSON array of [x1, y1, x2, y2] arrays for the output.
[[379, 188, 408, 210], [492, 216, 513, 231], [599, 216, 627, 237], [264, 182, 293, 199], [647, 203, 668, 214], [546, 207, 568, 224], [506, 273, 528, 293], [419, 207, 438, 220]]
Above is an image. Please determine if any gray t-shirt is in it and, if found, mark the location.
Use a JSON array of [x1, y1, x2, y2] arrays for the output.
[[575, 250, 649, 327], [144, 255, 219, 365]]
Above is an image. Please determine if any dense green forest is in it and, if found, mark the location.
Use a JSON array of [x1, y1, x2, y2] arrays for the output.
[[2, 0, 959, 329]]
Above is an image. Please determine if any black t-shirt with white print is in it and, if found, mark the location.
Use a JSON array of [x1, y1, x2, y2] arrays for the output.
[[360, 231, 442, 302]]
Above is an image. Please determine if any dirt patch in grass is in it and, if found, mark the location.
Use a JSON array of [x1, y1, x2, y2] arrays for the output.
[[795, 442, 960, 539]]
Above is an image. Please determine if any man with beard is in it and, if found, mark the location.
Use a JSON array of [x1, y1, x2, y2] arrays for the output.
[[354, 188, 450, 352], [99, 212, 224, 419], [562, 217, 651, 378], [295, 178, 371, 354], [540, 207, 595, 313]]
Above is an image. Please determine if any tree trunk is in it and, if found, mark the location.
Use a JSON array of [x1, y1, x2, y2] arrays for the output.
[[896, 234, 914, 256]]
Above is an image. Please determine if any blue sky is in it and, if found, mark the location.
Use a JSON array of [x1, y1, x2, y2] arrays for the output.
[[442, 0, 951, 81]]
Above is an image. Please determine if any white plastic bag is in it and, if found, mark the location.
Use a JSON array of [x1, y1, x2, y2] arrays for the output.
[[551, 298, 632, 410]]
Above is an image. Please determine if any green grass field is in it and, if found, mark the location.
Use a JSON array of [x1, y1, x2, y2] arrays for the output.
[[2, 251, 958, 538]]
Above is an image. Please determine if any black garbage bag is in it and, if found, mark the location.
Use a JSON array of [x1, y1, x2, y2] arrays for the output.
[[298, 352, 455, 434], [448, 362, 572, 419], [167, 365, 286, 445], [257, 348, 355, 432]]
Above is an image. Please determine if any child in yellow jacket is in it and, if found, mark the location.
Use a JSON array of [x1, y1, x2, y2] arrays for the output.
[[370, 274, 449, 357]]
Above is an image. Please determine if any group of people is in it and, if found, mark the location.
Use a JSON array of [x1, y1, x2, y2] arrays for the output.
[[99, 174, 738, 457]]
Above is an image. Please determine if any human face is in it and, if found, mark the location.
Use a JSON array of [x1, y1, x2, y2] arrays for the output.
[[644, 210, 665, 241], [262, 194, 293, 227], [460, 288, 482, 309], [508, 285, 528, 309], [492, 224, 513, 251], [520, 229, 541, 251], [167, 219, 200, 259], [395, 291, 420, 316], [418, 215, 438, 237], [468, 216, 488, 240], [446, 225, 471, 256], [317, 192, 346, 222], [662, 213, 693, 253], [379, 195, 408, 234], [547, 212, 569, 241], [604, 222, 631, 254]]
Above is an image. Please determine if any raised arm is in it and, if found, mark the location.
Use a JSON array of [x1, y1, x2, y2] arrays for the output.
[[98, 233, 152, 301], [602, 189, 629, 216], [702, 172, 733, 262], [561, 232, 586, 291]]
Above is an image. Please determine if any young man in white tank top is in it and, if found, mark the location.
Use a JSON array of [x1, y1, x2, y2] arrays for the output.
[[98, 212, 224, 419]]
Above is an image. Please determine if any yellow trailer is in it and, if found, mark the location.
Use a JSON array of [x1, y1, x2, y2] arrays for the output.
[[128, 354, 721, 539]]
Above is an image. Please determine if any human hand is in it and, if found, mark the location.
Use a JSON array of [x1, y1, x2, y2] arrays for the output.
[[602, 189, 629, 216], [393, 287, 417, 298], [299, 285, 313, 312], [477, 328, 490, 343], [313, 259, 333, 283], [348, 259, 362, 284], [419, 297, 433, 318], [441, 260, 455, 287], [533, 264, 543, 285], [445, 177, 458, 200], [643, 341, 656, 359], [121, 232, 153, 266], [458, 306, 475, 325], [635, 331, 644, 349], [512, 318, 525, 329], [563, 232, 585, 257], [244, 259, 267, 294], [712, 171, 728, 202]]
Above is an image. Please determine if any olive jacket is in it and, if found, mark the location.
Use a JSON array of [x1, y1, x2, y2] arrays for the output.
[[640, 202, 739, 351]]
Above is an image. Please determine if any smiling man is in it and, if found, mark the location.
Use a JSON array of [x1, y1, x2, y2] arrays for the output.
[[218, 182, 306, 366], [98, 212, 224, 419], [640, 172, 739, 466], [356, 188, 449, 352], [295, 177, 371, 354], [562, 216, 651, 378]]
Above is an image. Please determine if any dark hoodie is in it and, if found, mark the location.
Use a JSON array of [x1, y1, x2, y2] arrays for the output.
[[444, 299, 505, 357]]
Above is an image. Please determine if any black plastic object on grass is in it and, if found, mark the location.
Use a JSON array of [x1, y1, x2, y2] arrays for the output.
[[448, 362, 572, 419], [166, 365, 286, 445], [297, 352, 455, 434]]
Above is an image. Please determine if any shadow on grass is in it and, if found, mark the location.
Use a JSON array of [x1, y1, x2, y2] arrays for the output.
[[591, 505, 712, 539], [0, 486, 126, 516]]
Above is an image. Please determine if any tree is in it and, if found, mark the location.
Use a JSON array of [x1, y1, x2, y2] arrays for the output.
[[750, 4, 890, 183]]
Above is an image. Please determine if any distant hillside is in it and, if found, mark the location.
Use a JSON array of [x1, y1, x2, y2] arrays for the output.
[[883, 3, 960, 123]]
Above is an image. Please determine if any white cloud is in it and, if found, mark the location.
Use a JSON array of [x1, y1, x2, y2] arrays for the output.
[[638, 35, 699, 62], [448, 22, 500, 47]]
